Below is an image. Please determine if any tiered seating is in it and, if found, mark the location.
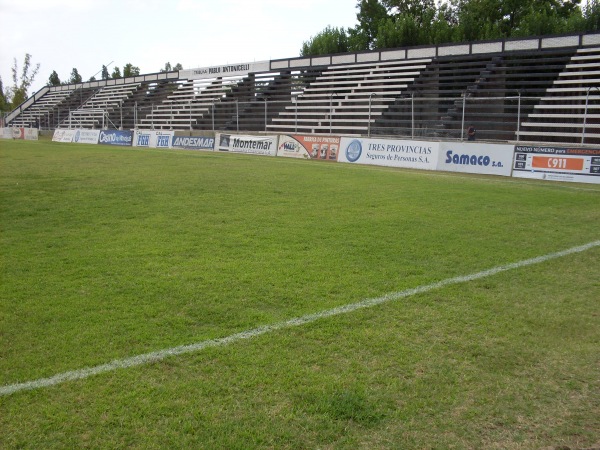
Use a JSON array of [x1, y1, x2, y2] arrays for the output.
[[8, 90, 73, 128], [267, 59, 430, 134], [62, 83, 142, 129], [372, 48, 577, 139], [519, 46, 600, 143], [138, 77, 244, 129]]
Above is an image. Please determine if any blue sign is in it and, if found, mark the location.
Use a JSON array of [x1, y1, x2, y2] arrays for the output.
[[99, 130, 133, 146]]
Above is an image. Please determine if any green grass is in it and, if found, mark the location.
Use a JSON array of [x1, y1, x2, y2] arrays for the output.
[[1, 139, 599, 448]]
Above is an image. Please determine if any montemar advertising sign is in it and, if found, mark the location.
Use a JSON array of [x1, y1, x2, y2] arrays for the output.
[[513, 145, 600, 184], [216, 133, 278, 156], [338, 137, 439, 170], [277, 135, 341, 160]]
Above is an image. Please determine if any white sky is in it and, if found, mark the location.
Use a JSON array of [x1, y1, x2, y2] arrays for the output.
[[0, 0, 359, 96]]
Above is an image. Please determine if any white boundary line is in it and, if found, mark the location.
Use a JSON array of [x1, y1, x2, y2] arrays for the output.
[[2, 240, 599, 397]]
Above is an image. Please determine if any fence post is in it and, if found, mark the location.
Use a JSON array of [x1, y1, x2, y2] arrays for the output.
[[582, 87, 591, 144], [516, 92, 521, 142], [461, 93, 466, 141], [264, 98, 267, 132], [212, 103, 215, 132], [368, 93, 374, 137], [411, 93, 415, 139], [236, 99, 239, 132]]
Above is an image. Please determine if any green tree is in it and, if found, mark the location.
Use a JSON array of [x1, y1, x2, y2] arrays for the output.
[[101, 65, 109, 80], [9, 53, 40, 108], [48, 70, 61, 86], [382, 0, 436, 23], [160, 62, 172, 72], [123, 63, 140, 77], [584, 0, 600, 30], [0, 77, 9, 113], [173, 63, 183, 70], [111, 67, 122, 79], [301, 26, 350, 56], [356, 0, 390, 49], [69, 68, 82, 84]]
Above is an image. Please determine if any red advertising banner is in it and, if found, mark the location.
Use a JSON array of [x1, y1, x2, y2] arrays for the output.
[[277, 135, 341, 161]]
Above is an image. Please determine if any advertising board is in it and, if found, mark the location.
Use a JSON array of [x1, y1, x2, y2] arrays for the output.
[[277, 135, 341, 160], [73, 129, 100, 145], [133, 130, 174, 148], [513, 145, 600, 184], [338, 137, 439, 170], [171, 135, 215, 151], [99, 130, 133, 146], [438, 142, 514, 176], [1, 127, 38, 140], [216, 133, 278, 156]]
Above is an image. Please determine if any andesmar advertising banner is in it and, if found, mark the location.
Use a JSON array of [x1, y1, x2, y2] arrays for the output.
[[513, 145, 600, 184], [216, 133, 278, 156], [277, 135, 341, 160], [338, 137, 439, 170], [52, 129, 76, 143], [73, 129, 100, 145], [438, 142, 514, 177], [133, 130, 174, 148], [99, 130, 133, 146], [171, 135, 215, 151]]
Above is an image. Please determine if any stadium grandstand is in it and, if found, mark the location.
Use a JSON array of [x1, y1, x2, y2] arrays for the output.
[[4, 31, 600, 144]]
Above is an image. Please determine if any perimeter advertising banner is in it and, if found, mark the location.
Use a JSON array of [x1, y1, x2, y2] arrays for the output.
[[171, 135, 215, 151], [99, 130, 133, 146], [52, 129, 76, 143], [438, 142, 514, 176], [2, 127, 39, 140], [216, 133, 278, 156], [277, 135, 341, 160], [133, 130, 174, 148], [513, 145, 600, 184], [73, 129, 100, 145], [338, 137, 439, 170]]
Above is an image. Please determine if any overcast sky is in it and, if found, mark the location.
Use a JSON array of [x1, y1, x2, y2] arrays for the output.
[[0, 0, 359, 95]]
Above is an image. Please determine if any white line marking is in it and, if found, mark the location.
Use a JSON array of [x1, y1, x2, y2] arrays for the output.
[[2, 240, 599, 397]]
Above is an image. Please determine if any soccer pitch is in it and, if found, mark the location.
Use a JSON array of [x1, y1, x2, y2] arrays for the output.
[[1, 140, 599, 449]]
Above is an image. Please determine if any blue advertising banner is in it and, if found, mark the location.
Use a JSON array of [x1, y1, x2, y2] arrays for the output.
[[99, 130, 133, 146]]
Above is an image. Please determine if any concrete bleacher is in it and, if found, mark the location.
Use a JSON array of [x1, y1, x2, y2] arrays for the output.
[[61, 83, 142, 129], [519, 46, 600, 143], [8, 89, 73, 128], [6, 31, 600, 144]]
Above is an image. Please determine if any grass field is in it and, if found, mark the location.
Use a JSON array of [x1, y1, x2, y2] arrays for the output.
[[1, 139, 599, 449]]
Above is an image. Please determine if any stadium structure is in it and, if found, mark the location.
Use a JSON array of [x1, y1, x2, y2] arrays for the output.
[[4, 31, 600, 144]]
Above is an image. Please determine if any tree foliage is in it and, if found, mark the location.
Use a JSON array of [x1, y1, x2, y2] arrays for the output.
[[48, 71, 61, 87], [69, 68, 82, 84], [0, 77, 9, 113], [9, 53, 40, 108], [123, 63, 140, 77], [301, 0, 598, 56]]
